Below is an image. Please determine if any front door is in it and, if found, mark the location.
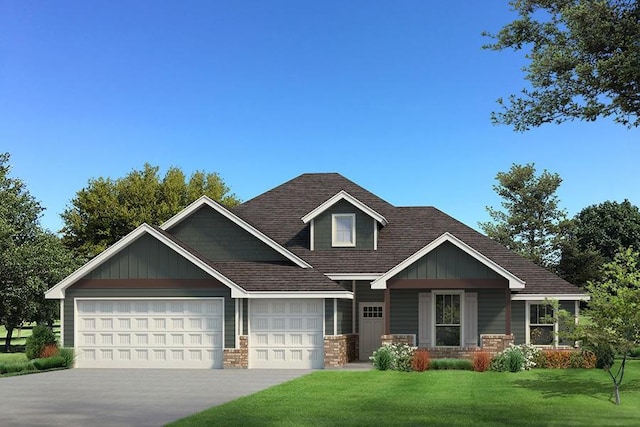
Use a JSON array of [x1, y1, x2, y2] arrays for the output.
[[359, 302, 384, 361]]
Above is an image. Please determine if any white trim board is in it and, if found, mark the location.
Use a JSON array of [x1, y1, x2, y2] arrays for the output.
[[511, 294, 590, 301], [371, 232, 526, 290], [161, 196, 311, 269], [325, 273, 382, 281], [301, 190, 388, 226]]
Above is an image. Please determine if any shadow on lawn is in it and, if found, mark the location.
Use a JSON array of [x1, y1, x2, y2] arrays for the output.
[[512, 370, 640, 404]]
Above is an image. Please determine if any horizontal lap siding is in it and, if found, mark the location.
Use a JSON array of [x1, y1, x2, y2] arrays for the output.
[[64, 288, 234, 348], [390, 290, 418, 336], [314, 200, 374, 250]]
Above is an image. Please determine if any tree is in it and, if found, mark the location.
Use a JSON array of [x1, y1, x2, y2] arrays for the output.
[[579, 247, 640, 405], [484, 0, 640, 130], [558, 200, 640, 285], [61, 163, 241, 259], [480, 163, 567, 268], [0, 153, 78, 351]]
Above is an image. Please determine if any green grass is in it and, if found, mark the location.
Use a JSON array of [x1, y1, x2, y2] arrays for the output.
[[0, 322, 60, 348], [169, 362, 640, 427], [0, 353, 27, 364]]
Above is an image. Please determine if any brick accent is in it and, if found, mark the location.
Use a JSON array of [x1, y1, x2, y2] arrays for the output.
[[324, 334, 358, 368], [223, 335, 248, 368], [481, 334, 515, 356], [381, 334, 416, 346], [422, 347, 480, 360]]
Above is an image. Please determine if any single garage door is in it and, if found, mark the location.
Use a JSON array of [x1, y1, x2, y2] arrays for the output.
[[75, 298, 224, 369], [249, 299, 324, 369]]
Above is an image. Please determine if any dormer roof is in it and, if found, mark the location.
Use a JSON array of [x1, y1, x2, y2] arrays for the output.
[[301, 190, 388, 226]]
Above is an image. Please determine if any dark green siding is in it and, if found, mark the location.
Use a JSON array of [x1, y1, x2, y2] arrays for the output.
[[478, 289, 506, 335], [313, 200, 375, 250], [511, 300, 526, 344], [354, 281, 384, 332], [64, 287, 235, 348], [324, 299, 334, 335], [393, 241, 502, 280], [337, 299, 353, 334], [169, 206, 288, 262], [390, 290, 419, 336], [87, 234, 210, 279]]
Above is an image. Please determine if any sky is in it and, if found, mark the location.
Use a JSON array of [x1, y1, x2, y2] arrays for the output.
[[2, 1, 639, 234]]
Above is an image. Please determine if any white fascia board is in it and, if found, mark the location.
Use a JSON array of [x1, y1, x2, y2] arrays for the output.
[[512, 294, 590, 301], [301, 190, 388, 226], [45, 224, 248, 300], [161, 196, 312, 269], [325, 273, 382, 281], [246, 292, 354, 300], [371, 232, 526, 290]]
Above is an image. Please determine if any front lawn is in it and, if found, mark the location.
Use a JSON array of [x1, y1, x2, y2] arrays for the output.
[[0, 353, 27, 364], [169, 361, 640, 427]]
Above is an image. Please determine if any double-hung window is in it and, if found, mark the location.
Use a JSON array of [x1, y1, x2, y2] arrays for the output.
[[529, 303, 555, 346], [332, 214, 356, 247], [434, 293, 461, 346]]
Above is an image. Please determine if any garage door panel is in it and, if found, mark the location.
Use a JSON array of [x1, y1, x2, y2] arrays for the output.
[[75, 298, 223, 369]]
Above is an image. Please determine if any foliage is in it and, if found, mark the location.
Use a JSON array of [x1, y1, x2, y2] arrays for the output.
[[429, 358, 473, 371], [61, 163, 240, 259], [25, 325, 57, 360], [630, 347, 640, 358], [578, 247, 640, 404], [371, 345, 393, 371], [370, 343, 417, 372], [484, 0, 640, 130], [480, 163, 567, 268], [0, 361, 35, 374], [0, 354, 67, 375], [32, 356, 65, 371], [58, 347, 75, 368], [472, 351, 491, 372], [491, 344, 540, 372], [0, 153, 78, 352], [411, 349, 430, 372], [39, 343, 59, 358]]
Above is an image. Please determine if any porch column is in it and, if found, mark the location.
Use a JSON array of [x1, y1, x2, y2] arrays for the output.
[[505, 288, 511, 335], [384, 288, 391, 335]]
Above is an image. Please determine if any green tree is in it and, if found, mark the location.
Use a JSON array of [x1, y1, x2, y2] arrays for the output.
[[0, 153, 78, 351], [479, 163, 567, 268], [484, 0, 640, 130], [61, 163, 240, 259], [558, 200, 640, 285], [579, 247, 640, 405]]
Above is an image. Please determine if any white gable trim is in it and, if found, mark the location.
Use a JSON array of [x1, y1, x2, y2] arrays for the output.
[[371, 232, 526, 290], [45, 224, 248, 300], [161, 196, 312, 269], [325, 273, 382, 281], [244, 291, 353, 299], [512, 294, 590, 301], [301, 190, 388, 226]]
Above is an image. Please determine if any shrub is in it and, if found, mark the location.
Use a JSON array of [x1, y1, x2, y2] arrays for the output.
[[59, 347, 75, 368], [0, 361, 36, 374], [581, 351, 597, 369], [32, 356, 66, 371], [40, 343, 59, 358], [411, 349, 430, 372], [430, 358, 473, 371], [629, 346, 640, 358], [491, 344, 539, 372], [533, 350, 547, 368], [473, 351, 491, 372], [592, 343, 616, 369], [25, 325, 57, 360], [371, 346, 393, 370]]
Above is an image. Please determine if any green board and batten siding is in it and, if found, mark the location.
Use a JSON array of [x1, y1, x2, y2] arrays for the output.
[[313, 200, 375, 250], [393, 241, 502, 280], [169, 206, 289, 262]]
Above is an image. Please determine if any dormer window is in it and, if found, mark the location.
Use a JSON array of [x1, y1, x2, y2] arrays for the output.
[[332, 214, 356, 247]]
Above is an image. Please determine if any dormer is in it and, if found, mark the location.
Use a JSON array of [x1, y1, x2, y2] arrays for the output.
[[301, 190, 388, 251]]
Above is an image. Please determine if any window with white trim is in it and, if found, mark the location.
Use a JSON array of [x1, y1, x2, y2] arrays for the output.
[[528, 303, 555, 346], [332, 214, 356, 247], [434, 292, 461, 346]]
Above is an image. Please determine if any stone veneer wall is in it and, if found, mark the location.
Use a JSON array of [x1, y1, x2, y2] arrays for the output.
[[324, 334, 359, 368], [223, 335, 248, 368]]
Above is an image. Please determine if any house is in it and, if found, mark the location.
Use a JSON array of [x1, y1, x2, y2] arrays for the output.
[[45, 173, 588, 369]]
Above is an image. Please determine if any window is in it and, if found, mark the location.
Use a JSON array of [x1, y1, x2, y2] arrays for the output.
[[434, 293, 461, 346], [332, 214, 356, 247], [529, 303, 555, 346]]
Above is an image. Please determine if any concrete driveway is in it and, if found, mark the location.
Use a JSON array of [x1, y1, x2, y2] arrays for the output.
[[0, 369, 311, 427]]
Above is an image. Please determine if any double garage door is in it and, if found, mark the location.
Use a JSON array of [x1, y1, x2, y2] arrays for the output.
[[74, 298, 325, 369], [75, 298, 224, 369]]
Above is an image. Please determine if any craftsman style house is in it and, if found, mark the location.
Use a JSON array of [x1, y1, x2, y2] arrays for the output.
[[46, 173, 588, 369]]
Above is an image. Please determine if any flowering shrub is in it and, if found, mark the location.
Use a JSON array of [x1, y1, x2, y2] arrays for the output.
[[370, 343, 417, 371], [490, 344, 540, 372]]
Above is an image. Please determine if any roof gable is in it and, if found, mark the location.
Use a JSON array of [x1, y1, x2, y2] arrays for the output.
[[301, 190, 388, 226]]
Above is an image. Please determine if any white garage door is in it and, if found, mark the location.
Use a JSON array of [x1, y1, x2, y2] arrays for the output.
[[75, 298, 224, 369], [249, 299, 324, 369]]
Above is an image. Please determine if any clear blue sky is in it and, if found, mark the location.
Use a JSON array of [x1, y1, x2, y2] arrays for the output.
[[2, 1, 638, 233]]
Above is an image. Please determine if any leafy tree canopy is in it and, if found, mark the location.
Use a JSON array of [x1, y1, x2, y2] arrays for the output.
[[480, 163, 567, 268], [61, 163, 240, 259], [485, 0, 640, 130]]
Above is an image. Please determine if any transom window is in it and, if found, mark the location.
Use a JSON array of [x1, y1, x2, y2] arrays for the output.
[[529, 303, 555, 346], [332, 214, 356, 247], [435, 293, 461, 346]]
